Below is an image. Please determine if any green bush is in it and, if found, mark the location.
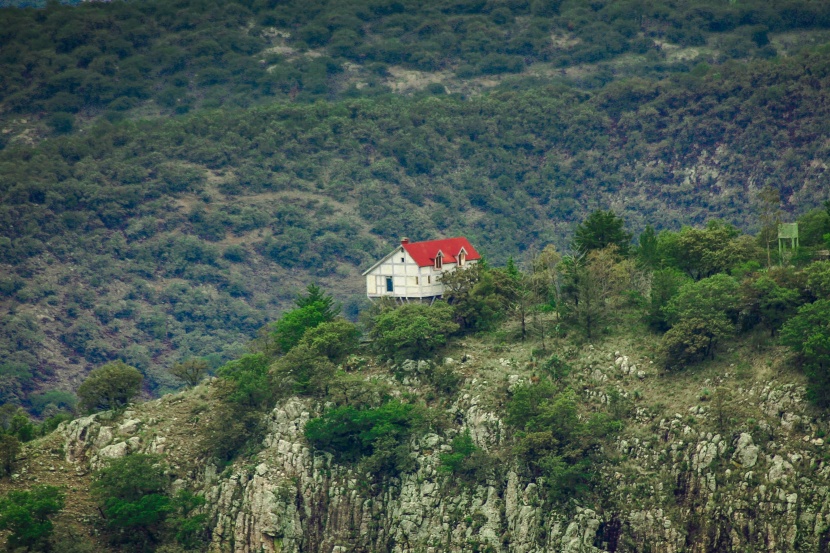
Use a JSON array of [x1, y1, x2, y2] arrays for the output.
[[215, 353, 272, 409], [304, 400, 426, 475], [0, 486, 65, 552], [370, 303, 459, 361], [77, 361, 143, 413]]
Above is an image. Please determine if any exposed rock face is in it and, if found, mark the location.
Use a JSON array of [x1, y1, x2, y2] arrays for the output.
[[57, 375, 830, 553]]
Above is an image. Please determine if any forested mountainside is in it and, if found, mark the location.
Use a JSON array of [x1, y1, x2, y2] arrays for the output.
[[4, 221, 830, 552], [1, 0, 830, 412]]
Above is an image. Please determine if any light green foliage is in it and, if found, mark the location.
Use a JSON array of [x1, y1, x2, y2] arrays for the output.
[[304, 400, 426, 476], [796, 208, 830, 248], [660, 222, 761, 280], [370, 303, 459, 361], [268, 285, 339, 356], [77, 361, 143, 413], [216, 353, 272, 409], [298, 319, 360, 364], [663, 273, 741, 326], [0, 486, 65, 552], [572, 210, 632, 256], [169, 359, 210, 388], [781, 300, 830, 406]]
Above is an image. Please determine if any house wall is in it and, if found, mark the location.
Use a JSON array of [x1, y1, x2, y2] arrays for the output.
[[365, 247, 476, 299]]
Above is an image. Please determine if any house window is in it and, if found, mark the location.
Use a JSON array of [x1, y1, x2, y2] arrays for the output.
[[401, 257, 405, 263], [386, 277, 393, 292], [428, 276, 431, 284], [415, 277, 419, 285], [434, 253, 443, 270], [459, 252, 466, 266]]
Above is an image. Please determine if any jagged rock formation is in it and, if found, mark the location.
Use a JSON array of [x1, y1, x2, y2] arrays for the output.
[[54, 352, 830, 553]]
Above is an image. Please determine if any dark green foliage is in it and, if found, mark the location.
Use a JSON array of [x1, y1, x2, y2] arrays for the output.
[[0, 486, 65, 552], [645, 268, 691, 331], [77, 361, 143, 413], [370, 303, 459, 361], [91, 454, 207, 551], [0, 434, 20, 478], [28, 390, 77, 417], [304, 400, 425, 475], [781, 300, 830, 406], [442, 264, 516, 332], [572, 210, 632, 256], [507, 383, 620, 501], [438, 429, 492, 484], [661, 315, 734, 370], [215, 353, 272, 409]]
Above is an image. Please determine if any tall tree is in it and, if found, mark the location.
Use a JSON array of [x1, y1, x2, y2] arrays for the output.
[[572, 210, 632, 256], [757, 185, 782, 267]]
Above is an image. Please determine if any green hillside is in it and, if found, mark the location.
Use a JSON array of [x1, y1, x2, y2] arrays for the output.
[[1, 0, 830, 412]]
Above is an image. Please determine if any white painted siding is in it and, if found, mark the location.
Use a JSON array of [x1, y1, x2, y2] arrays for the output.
[[365, 246, 477, 299]]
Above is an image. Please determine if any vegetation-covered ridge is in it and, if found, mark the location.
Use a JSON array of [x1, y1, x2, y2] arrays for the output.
[[3, 211, 830, 551], [2, 45, 830, 408], [3, 0, 830, 135]]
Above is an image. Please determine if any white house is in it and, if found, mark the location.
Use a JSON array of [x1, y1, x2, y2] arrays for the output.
[[362, 237, 481, 300]]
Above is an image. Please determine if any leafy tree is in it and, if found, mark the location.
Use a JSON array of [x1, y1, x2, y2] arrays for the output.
[[781, 300, 830, 406], [743, 275, 802, 335], [438, 429, 492, 485], [215, 353, 272, 409], [304, 400, 425, 476], [560, 247, 631, 339], [0, 486, 65, 552], [91, 454, 170, 547], [77, 361, 143, 413], [370, 303, 459, 361], [572, 210, 632, 256], [168, 359, 209, 387], [661, 315, 734, 370], [805, 261, 830, 299], [441, 263, 514, 331], [297, 319, 360, 364], [268, 301, 336, 355], [295, 284, 339, 319], [663, 273, 742, 326], [645, 268, 691, 331], [635, 224, 660, 268], [660, 222, 761, 280], [0, 434, 20, 478]]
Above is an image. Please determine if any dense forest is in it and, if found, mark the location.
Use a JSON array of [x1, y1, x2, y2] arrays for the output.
[[1, 0, 830, 415]]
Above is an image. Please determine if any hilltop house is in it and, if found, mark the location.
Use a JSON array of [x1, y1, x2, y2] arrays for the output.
[[363, 237, 481, 300]]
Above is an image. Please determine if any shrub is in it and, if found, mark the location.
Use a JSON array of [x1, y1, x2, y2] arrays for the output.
[[215, 353, 272, 409], [370, 303, 459, 361], [92, 454, 170, 546], [304, 400, 425, 475], [169, 358, 209, 387], [0, 486, 65, 552], [77, 361, 143, 413]]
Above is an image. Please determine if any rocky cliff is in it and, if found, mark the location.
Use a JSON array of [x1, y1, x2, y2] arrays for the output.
[[41, 343, 830, 553]]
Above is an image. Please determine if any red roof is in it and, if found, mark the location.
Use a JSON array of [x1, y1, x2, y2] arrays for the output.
[[402, 237, 481, 267]]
